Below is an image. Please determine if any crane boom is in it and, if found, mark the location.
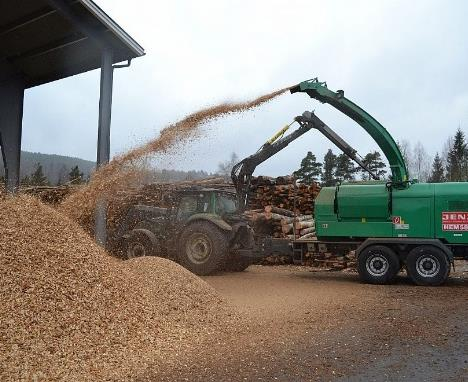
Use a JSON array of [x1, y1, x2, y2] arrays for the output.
[[232, 111, 378, 211], [290, 78, 408, 184]]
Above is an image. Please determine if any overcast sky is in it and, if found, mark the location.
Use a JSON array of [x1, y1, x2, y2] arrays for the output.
[[22, 0, 468, 176]]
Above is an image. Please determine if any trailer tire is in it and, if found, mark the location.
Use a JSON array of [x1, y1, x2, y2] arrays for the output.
[[406, 245, 450, 286], [358, 245, 400, 285], [178, 221, 228, 275]]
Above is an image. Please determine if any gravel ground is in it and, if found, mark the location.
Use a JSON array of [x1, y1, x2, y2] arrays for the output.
[[141, 264, 467, 381]]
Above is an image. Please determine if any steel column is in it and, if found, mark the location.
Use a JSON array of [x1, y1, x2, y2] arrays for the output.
[[95, 48, 114, 246], [0, 77, 25, 192]]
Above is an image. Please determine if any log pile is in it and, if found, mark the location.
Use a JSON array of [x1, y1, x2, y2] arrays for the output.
[[244, 205, 315, 239], [248, 175, 320, 215], [301, 251, 357, 270], [246, 176, 355, 270]]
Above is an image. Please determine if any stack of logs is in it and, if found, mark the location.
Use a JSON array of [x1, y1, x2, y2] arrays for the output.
[[246, 175, 355, 271], [247, 175, 320, 215], [244, 205, 315, 240]]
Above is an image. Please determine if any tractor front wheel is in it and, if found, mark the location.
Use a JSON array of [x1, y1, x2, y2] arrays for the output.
[[178, 221, 228, 275]]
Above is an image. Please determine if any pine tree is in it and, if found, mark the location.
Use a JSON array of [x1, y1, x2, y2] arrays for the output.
[[30, 163, 48, 186], [361, 151, 387, 180], [68, 165, 84, 184], [322, 149, 337, 186], [335, 153, 356, 182], [446, 128, 467, 181], [294, 151, 322, 184], [428, 152, 445, 183]]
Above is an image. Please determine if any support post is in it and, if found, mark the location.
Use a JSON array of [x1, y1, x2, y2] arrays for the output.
[[0, 77, 25, 192], [95, 48, 114, 246]]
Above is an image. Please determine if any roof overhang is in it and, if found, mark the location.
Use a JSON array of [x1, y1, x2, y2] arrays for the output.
[[0, 0, 145, 88]]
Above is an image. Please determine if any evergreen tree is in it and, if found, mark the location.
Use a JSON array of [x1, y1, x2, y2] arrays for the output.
[[68, 165, 84, 184], [321, 149, 337, 186], [335, 153, 356, 182], [294, 151, 322, 184], [361, 151, 387, 180], [428, 152, 445, 183], [30, 163, 48, 186], [446, 128, 467, 181]]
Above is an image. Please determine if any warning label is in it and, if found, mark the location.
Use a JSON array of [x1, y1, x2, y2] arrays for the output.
[[442, 211, 468, 231]]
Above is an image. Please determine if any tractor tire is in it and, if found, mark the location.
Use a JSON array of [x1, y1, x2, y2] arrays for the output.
[[126, 232, 155, 259], [358, 245, 400, 285], [178, 221, 228, 275], [406, 245, 450, 286], [225, 257, 251, 272]]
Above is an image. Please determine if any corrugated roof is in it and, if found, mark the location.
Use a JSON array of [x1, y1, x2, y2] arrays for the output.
[[0, 0, 144, 88]]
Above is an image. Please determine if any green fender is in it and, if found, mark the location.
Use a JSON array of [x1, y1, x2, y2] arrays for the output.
[[185, 213, 232, 231]]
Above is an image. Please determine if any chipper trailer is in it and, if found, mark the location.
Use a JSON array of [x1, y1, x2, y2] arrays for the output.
[[233, 78, 468, 286]]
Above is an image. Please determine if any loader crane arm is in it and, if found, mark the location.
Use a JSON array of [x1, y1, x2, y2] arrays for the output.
[[290, 78, 408, 184], [232, 111, 378, 211]]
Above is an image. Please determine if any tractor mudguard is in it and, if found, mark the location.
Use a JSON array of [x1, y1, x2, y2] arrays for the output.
[[185, 213, 232, 231]]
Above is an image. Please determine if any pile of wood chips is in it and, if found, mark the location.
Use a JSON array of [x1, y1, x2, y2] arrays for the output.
[[21, 185, 77, 205], [0, 196, 234, 381]]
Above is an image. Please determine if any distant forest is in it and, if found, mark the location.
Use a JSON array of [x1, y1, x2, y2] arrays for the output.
[[0, 151, 215, 186]]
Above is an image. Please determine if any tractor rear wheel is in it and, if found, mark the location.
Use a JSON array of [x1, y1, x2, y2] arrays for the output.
[[406, 245, 450, 286], [178, 221, 228, 275], [358, 245, 400, 284]]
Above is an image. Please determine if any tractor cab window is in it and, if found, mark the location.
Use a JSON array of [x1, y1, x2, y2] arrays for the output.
[[216, 194, 237, 215], [177, 194, 211, 219]]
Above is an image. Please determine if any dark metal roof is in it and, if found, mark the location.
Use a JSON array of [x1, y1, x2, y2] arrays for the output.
[[0, 0, 145, 88]]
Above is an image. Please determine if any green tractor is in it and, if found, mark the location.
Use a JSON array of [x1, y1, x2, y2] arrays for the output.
[[113, 186, 259, 275]]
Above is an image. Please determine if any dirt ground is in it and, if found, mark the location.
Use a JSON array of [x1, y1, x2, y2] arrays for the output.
[[140, 263, 467, 382]]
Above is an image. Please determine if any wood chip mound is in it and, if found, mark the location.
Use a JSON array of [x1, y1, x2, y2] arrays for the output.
[[0, 196, 231, 381]]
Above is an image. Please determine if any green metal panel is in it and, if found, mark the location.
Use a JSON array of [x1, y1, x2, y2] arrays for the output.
[[315, 184, 392, 238], [291, 78, 408, 183], [316, 220, 393, 238], [337, 184, 389, 221], [433, 182, 468, 244], [315, 187, 337, 221], [391, 183, 434, 238], [315, 178, 468, 244]]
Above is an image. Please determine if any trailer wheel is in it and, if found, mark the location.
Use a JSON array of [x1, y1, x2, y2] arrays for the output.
[[178, 221, 228, 275], [406, 246, 450, 286], [358, 245, 400, 284]]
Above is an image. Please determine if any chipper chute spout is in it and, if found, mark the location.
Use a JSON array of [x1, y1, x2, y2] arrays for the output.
[[290, 78, 408, 184]]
